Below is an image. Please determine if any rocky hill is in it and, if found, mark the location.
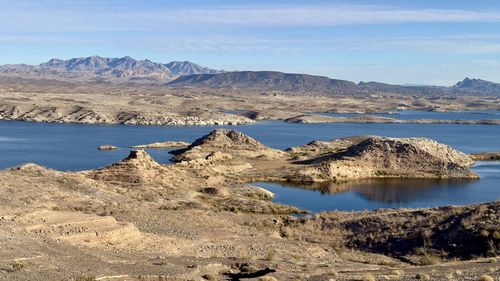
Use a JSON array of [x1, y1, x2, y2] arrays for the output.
[[0, 56, 219, 83], [168, 71, 500, 96], [1, 131, 498, 280], [291, 136, 477, 182], [165, 61, 220, 76], [453, 77, 500, 96], [170, 129, 285, 162], [168, 130, 477, 184], [2, 56, 500, 96], [167, 71, 358, 93], [358, 81, 447, 95]]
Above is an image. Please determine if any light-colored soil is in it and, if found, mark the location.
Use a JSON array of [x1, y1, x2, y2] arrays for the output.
[[0, 80, 499, 126], [285, 114, 500, 125], [1, 130, 498, 281]]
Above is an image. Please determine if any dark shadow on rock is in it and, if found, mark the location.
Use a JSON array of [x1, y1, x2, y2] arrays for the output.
[[224, 267, 276, 280]]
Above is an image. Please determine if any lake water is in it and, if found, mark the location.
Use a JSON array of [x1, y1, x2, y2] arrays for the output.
[[1, 118, 500, 171], [1, 117, 499, 211], [253, 160, 500, 212], [316, 110, 500, 120]]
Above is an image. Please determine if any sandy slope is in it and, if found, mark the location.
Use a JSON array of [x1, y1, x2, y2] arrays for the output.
[[0, 131, 498, 280]]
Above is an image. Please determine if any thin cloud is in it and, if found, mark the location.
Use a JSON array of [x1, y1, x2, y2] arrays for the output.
[[2, 30, 500, 56], [2, 4, 500, 32]]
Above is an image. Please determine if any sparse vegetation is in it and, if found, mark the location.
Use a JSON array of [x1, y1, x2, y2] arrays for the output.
[[265, 250, 277, 261], [10, 261, 24, 272], [202, 273, 217, 281], [74, 276, 97, 281], [415, 273, 431, 280], [419, 253, 441, 265], [389, 270, 404, 278], [485, 257, 497, 263], [240, 264, 259, 273]]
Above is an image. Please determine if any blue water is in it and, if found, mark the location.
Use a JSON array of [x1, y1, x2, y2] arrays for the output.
[[316, 110, 500, 120], [1, 119, 499, 210], [254, 160, 500, 212], [1, 119, 500, 171]]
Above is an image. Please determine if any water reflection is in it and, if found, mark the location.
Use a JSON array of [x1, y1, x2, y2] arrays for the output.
[[347, 178, 477, 203], [253, 162, 499, 212]]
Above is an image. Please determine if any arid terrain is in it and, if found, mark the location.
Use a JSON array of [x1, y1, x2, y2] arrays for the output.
[[0, 58, 499, 281], [0, 78, 499, 126], [2, 0, 500, 277], [0, 129, 498, 281]]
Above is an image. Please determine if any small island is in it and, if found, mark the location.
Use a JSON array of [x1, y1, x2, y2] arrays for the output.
[[131, 141, 190, 149], [470, 152, 500, 161], [97, 145, 119, 150]]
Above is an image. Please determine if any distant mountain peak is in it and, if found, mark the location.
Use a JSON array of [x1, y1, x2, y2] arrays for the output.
[[164, 61, 220, 76], [453, 77, 500, 95], [455, 77, 494, 87], [168, 70, 358, 92], [0, 56, 220, 82]]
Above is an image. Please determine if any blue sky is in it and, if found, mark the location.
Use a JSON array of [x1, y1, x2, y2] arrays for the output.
[[1, 0, 500, 85]]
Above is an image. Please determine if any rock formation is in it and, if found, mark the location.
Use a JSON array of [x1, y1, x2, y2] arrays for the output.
[[470, 152, 500, 161], [284, 114, 500, 125], [285, 136, 477, 183], [0, 132, 497, 280], [131, 141, 190, 149], [0, 56, 220, 83], [97, 145, 119, 150], [170, 129, 285, 162], [0, 104, 254, 126], [85, 150, 167, 188]]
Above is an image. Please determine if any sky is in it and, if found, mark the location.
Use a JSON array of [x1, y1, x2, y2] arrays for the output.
[[1, 0, 500, 85]]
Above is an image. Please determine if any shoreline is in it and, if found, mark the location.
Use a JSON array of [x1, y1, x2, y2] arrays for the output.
[[1, 114, 500, 126], [1, 129, 498, 280]]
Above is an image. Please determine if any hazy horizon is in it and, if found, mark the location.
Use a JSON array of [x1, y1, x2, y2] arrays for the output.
[[1, 0, 500, 86]]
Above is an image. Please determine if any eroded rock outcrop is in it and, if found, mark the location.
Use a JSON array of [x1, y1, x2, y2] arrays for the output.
[[170, 129, 285, 162], [97, 145, 119, 150], [0, 104, 255, 125], [470, 152, 500, 161], [84, 150, 167, 188], [131, 141, 190, 148], [288, 136, 477, 182]]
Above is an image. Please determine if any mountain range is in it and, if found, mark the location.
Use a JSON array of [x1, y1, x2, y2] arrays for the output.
[[0, 56, 499, 96], [168, 72, 500, 96], [0, 56, 220, 82]]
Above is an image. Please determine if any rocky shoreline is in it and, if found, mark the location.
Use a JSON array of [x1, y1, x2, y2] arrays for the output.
[[1, 103, 500, 127], [470, 152, 500, 161], [0, 129, 498, 280], [0, 104, 255, 126], [131, 141, 190, 149], [284, 114, 500, 125]]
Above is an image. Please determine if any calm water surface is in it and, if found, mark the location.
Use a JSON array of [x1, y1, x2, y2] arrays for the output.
[[0, 118, 499, 211], [317, 110, 500, 120], [1, 119, 500, 170], [253, 160, 500, 212]]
